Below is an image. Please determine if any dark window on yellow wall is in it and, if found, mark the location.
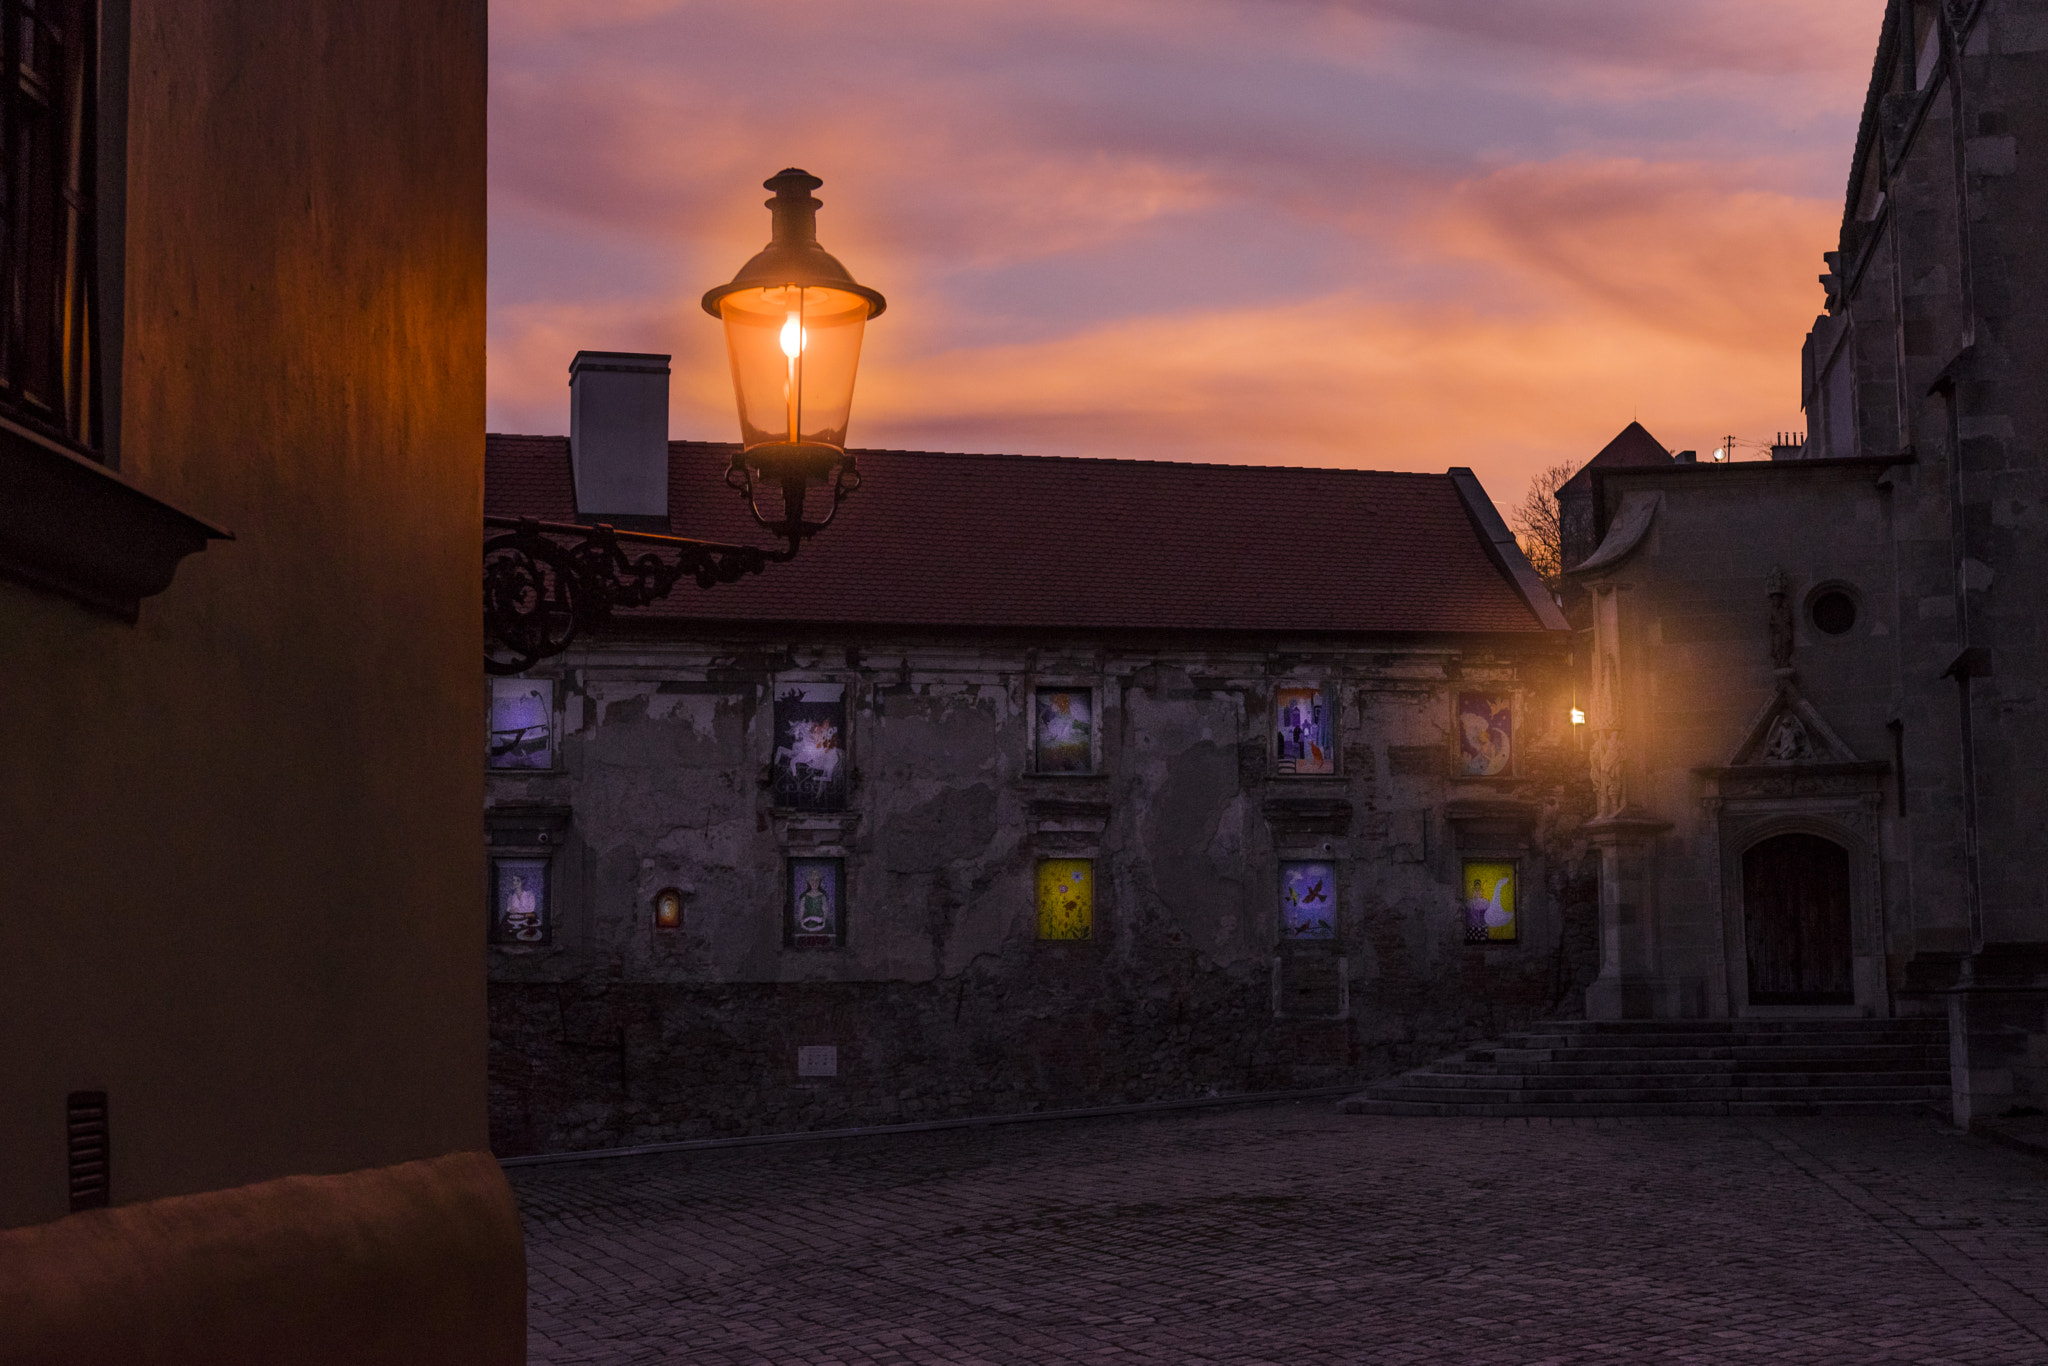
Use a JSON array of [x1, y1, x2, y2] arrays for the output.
[[0, 0, 102, 457]]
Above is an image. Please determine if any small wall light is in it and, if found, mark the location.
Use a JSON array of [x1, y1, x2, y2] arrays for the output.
[[1570, 707, 1586, 725], [654, 887, 684, 930]]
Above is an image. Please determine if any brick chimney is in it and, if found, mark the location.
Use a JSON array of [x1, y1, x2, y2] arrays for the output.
[[569, 350, 670, 522]]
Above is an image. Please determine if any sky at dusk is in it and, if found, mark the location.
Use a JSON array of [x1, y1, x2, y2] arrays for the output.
[[488, 0, 1887, 507]]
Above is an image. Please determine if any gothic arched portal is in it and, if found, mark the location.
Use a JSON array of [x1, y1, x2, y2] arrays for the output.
[[1742, 832, 1855, 1005]]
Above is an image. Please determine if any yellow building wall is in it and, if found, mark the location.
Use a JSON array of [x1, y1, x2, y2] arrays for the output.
[[0, 0, 488, 1228]]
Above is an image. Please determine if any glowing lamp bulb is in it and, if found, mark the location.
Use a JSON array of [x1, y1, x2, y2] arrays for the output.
[[1570, 707, 1587, 725], [779, 315, 806, 359]]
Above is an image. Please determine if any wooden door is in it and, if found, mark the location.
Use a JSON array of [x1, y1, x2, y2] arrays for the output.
[[1742, 833, 1854, 1004]]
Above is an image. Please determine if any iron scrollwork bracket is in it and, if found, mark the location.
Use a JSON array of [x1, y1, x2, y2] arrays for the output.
[[484, 516, 791, 675]]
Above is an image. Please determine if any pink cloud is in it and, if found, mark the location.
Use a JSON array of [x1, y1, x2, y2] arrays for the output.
[[489, 0, 1877, 508]]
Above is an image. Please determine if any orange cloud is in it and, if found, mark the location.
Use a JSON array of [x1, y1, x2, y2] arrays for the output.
[[489, 0, 1877, 509]]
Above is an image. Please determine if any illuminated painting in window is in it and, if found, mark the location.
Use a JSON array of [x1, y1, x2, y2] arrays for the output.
[[1275, 685, 1333, 775], [1456, 693, 1513, 777], [1463, 861, 1517, 943], [1280, 861, 1337, 940], [488, 678, 554, 770], [492, 858, 551, 945], [654, 887, 684, 930], [1035, 689, 1093, 773], [773, 682, 847, 810], [1036, 859, 1093, 940], [788, 858, 844, 948]]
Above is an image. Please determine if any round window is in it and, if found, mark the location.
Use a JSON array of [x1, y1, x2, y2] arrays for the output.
[[1810, 590, 1857, 635]]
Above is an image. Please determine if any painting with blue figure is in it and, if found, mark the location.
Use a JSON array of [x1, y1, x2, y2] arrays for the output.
[[488, 677, 554, 769], [1280, 861, 1337, 940]]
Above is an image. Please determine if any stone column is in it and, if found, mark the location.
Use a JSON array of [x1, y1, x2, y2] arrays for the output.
[[1580, 582, 1686, 1017], [1948, 946, 2048, 1127], [1584, 813, 1680, 1019]]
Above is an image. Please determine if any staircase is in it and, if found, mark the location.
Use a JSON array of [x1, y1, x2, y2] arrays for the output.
[[1341, 1017, 1951, 1118]]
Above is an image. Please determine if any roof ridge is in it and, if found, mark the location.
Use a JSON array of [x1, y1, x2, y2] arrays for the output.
[[489, 432, 1454, 480]]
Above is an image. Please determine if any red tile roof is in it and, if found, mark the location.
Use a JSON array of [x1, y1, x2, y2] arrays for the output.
[[485, 435, 1554, 635]]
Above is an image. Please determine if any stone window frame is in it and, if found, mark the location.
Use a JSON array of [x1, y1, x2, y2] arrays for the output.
[[1268, 839, 1349, 1019], [1024, 676, 1103, 777], [1269, 677, 1341, 780], [485, 673, 564, 774], [1443, 799, 1539, 954], [1803, 580, 1863, 639], [485, 804, 573, 956]]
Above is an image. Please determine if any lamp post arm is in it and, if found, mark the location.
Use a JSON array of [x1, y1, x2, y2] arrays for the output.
[[483, 516, 798, 675]]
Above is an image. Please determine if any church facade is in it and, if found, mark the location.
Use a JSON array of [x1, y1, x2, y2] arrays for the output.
[[1562, 0, 2048, 1125]]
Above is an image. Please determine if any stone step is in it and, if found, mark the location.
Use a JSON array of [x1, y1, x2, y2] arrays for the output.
[[1344, 1016, 1953, 1120], [1389, 1068, 1950, 1091], [1362, 1083, 1947, 1107], [1434, 1057, 1946, 1078], [1341, 1097, 1941, 1119], [1514, 1017, 1946, 1032], [1474, 1044, 1947, 1064]]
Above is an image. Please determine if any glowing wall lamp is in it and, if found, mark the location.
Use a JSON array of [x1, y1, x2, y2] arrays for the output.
[[482, 168, 887, 673], [703, 168, 887, 546]]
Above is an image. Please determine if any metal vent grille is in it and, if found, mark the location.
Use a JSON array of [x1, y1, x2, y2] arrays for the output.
[[66, 1090, 109, 1211]]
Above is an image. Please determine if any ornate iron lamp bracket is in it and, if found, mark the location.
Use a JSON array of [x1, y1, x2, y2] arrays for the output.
[[483, 516, 793, 675]]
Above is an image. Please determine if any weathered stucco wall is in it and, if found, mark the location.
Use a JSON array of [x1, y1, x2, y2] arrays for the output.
[[487, 635, 1589, 1155], [0, 0, 489, 1227]]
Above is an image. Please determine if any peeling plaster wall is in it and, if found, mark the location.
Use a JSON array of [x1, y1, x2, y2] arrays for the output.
[[485, 635, 1584, 1156]]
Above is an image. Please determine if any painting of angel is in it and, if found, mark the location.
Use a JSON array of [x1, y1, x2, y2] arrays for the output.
[[1035, 689, 1093, 773], [1456, 692, 1513, 777], [773, 682, 847, 810]]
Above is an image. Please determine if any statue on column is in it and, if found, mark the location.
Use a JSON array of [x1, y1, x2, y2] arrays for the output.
[[1590, 649, 1624, 817], [1766, 566, 1794, 672]]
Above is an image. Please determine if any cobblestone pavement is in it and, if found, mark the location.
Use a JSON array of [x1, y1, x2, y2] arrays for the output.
[[512, 1102, 2048, 1364]]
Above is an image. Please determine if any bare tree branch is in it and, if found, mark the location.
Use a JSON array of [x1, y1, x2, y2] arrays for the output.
[[1510, 460, 1578, 592]]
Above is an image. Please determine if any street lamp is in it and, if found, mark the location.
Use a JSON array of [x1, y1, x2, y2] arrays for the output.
[[482, 168, 884, 674], [704, 168, 886, 545]]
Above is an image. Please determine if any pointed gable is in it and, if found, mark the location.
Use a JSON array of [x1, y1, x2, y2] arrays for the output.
[[1557, 422, 1673, 500], [1727, 681, 1861, 768]]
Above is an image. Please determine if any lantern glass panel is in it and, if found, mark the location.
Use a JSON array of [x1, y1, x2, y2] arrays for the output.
[[718, 284, 870, 453]]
